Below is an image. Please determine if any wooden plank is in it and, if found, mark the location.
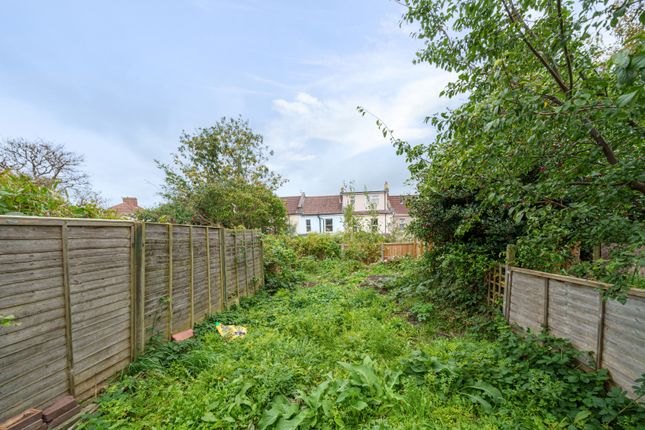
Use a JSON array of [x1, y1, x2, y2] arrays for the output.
[[0, 239, 61, 254], [0, 368, 67, 422], [67, 226, 131, 239], [0, 347, 67, 396], [0, 318, 66, 357], [0, 215, 133, 226], [0, 334, 65, 374], [71, 297, 130, 326], [67, 238, 131, 251], [167, 224, 173, 339], [0, 225, 61, 240], [74, 355, 130, 401]]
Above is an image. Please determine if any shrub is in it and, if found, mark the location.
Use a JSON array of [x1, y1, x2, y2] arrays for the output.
[[342, 231, 384, 263], [291, 233, 341, 260], [262, 234, 303, 292]]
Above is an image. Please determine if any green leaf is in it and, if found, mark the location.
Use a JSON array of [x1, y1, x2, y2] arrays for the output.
[[612, 50, 630, 68], [617, 91, 638, 107], [201, 412, 217, 423]]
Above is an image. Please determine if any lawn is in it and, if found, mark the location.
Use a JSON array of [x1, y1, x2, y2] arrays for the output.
[[77, 260, 644, 429]]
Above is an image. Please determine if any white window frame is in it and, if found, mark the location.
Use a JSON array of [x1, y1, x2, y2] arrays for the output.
[[325, 218, 333, 232], [305, 219, 311, 232]]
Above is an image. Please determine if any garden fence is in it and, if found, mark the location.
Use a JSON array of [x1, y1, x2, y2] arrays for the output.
[[485, 248, 645, 397], [0, 215, 264, 421], [380, 242, 428, 261]]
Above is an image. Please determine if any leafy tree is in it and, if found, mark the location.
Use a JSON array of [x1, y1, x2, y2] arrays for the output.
[[0, 170, 112, 218], [0, 138, 103, 205], [151, 117, 287, 231], [386, 0, 644, 290]]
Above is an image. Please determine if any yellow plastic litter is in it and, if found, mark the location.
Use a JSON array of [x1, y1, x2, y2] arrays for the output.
[[215, 322, 247, 339]]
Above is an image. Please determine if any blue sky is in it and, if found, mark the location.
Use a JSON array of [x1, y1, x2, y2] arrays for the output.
[[0, 0, 456, 207]]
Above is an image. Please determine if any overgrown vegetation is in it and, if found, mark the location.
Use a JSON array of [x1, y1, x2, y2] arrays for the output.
[[0, 170, 113, 218], [360, 0, 644, 302], [140, 116, 288, 231], [77, 258, 645, 429]]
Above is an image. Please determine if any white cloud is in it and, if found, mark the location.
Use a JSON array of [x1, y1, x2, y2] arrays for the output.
[[263, 48, 457, 185]]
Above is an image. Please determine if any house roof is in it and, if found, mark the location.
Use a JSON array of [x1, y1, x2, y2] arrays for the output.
[[109, 197, 142, 216], [388, 195, 409, 215], [302, 195, 342, 215], [281, 196, 301, 215]]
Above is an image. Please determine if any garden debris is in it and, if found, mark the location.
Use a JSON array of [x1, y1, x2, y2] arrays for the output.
[[0, 408, 42, 430], [215, 322, 247, 338], [171, 329, 194, 342]]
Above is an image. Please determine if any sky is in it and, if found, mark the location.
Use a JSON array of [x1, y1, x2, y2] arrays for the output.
[[0, 0, 458, 207]]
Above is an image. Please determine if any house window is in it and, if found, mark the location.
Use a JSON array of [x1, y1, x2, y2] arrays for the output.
[[399, 220, 406, 229], [371, 218, 379, 232], [368, 195, 379, 209], [325, 218, 333, 232], [306, 219, 311, 232]]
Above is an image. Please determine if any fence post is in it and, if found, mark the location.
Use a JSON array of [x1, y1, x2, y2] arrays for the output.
[[206, 228, 212, 314], [243, 233, 249, 296], [596, 296, 606, 369], [251, 230, 258, 295], [219, 228, 227, 310], [167, 224, 173, 339], [134, 223, 146, 353], [189, 226, 194, 327], [259, 233, 265, 288], [504, 244, 516, 320], [129, 223, 136, 359], [380, 243, 385, 262], [60, 222, 76, 397], [234, 232, 240, 304], [543, 278, 550, 329]]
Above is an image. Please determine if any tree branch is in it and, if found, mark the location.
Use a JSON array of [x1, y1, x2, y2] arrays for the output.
[[501, 0, 570, 95], [556, 0, 574, 96]]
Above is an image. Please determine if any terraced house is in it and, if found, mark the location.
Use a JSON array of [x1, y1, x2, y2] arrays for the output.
[[281, 182, 411, 235]]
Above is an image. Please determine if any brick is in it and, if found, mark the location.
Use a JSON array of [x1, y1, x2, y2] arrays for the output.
[[42, 396, 77, 423], [171, 328, 193, 342], [45, 405, 80, 429], [0, 409, 42, 430]]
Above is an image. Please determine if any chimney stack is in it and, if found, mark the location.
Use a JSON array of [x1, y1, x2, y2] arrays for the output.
[[122, 197, 138, 207]]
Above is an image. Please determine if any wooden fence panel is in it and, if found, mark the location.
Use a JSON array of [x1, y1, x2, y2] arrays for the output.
[[143, 224, 170, 343], [192, 227, 209, 324], [68, 224, 132, 400], [0, 225, 68, 420], [603, 296, 645, 397], [547, 280, 599, 358], [505, 266, 645, 397], [508, 272, 545, 332], [170, 226, 191, 334], [224, 231, 238, 305], [208, 228, 223, 312]]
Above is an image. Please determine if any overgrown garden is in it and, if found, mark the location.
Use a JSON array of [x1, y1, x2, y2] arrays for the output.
[[76, 246, 645, 429]]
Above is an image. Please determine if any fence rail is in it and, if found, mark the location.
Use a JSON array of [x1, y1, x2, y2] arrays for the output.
[[0, 216, 264, 421], [502, 266, 645, 397]]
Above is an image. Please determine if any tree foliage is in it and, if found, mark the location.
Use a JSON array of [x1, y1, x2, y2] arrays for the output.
[[0, 170, 112, 219], [0, 138, 103, 205], [149, 117, 287, 231], [391, 0, 644, 290]]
